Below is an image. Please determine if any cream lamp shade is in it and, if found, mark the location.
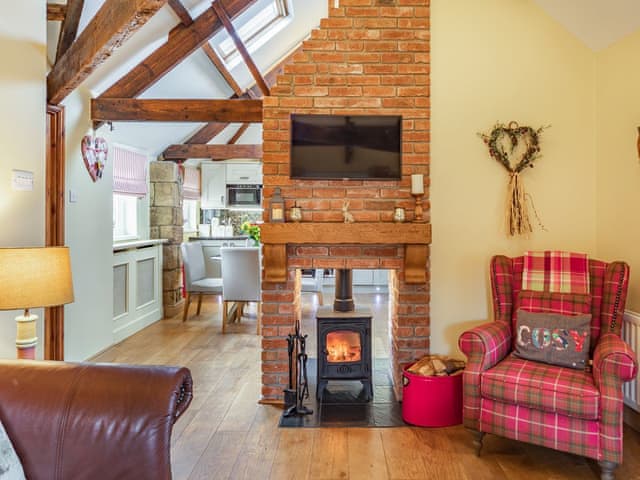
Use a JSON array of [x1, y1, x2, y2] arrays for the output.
[[0, 247, 74, 359]]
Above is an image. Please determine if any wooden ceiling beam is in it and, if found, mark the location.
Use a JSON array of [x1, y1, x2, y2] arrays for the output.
[[167, 0, 193, 26], [163, 143, 262, 160], [55, 0, 85, 63], [47, 4, 67, 21], [91, 98, 263, 123], [211, 1, 270, 97], [167, 0, 244, 97], [248, 45, 302, 98], [227, 123, 250, 144], [184, 122, 230, 144], [47, 0, 167, 105], [167, 44, 300, 157], [100, 0, 256, 99], [201, 43, 244, 96]]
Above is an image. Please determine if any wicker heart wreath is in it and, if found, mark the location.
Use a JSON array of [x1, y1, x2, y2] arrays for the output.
[[479, 121, 547, 236]]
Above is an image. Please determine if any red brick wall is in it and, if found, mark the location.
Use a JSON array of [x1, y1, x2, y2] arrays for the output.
[[260, 0, 430, 402]]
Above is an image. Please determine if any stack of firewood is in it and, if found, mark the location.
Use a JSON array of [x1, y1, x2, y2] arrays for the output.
[[407, 354, 465, 376]]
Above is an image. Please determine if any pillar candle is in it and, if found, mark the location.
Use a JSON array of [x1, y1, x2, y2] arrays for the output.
[[411, 174, 424, 194]]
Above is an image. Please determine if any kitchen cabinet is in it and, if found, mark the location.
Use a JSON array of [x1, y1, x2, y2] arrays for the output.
[[201, 163, 226, 209], [226, 162, 262, 185]]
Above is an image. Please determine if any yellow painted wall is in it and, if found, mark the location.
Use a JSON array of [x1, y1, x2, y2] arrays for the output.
[[430, 0, 598, 355], [595, 29, 640, 313], [0, 3, 46, 358]]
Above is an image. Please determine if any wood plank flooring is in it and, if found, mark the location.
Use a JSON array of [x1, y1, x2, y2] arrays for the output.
[[92, 293, 640, 480]]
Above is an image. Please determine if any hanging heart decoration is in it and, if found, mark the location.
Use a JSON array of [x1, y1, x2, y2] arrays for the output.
[[478, 121, 548, 237], [81, 135, 108, 182]]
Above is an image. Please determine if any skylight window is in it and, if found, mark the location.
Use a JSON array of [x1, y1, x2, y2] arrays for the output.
[[211, 0, 291, 69]]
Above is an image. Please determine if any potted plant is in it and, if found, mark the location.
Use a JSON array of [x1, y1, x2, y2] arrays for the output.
[[240, 222, 261, 246]]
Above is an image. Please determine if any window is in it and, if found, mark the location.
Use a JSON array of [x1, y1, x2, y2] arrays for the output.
[[113, 194, 139, 240], [211, 0, 291, 69], [183, 199, 199, 233]]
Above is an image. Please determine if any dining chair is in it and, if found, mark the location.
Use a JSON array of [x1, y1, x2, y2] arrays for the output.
[[301, 268, 324, 305], [220, 247, 261, 334], [180, 242, 223, 322]]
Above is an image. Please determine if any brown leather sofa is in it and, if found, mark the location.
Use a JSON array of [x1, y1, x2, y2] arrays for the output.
[[0, 360, 193, 480]]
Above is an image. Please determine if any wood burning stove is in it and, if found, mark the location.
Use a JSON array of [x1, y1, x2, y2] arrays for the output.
[[316, 269, 373, 401]]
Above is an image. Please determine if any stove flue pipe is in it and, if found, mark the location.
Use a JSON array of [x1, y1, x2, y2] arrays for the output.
[[333, 268, 355, 312]]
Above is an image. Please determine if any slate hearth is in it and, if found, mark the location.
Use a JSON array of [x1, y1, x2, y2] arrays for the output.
[[278, 358, 404, 428]]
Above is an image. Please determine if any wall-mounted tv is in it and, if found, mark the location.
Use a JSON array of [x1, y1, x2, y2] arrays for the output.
[[290, 114, 402, 180]]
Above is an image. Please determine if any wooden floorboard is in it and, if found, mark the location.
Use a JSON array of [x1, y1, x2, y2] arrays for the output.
[[90, 294, 640, 480], [347, 429, 388, 480]]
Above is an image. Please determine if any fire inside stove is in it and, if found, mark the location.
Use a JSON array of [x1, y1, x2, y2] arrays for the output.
[[325, 331, 361, 363]]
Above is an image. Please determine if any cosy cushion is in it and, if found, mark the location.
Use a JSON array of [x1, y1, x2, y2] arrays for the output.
[[0, 419, 25, 480], [514, 309, 591, 369], [522, 250, 589, 294], [481, 355, 600, 420], [513, 290, 592, 349]]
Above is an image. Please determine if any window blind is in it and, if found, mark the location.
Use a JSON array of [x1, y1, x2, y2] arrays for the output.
[[182, 166, 200, 201], [113, 145, 148, 197]]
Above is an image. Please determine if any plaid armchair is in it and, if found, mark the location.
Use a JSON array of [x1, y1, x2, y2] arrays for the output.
[[459, 255, 638, 480]]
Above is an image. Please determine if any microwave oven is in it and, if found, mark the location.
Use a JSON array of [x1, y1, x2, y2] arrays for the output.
[[226, 184, 262, 207]]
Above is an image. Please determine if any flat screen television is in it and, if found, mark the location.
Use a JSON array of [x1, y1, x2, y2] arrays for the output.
[[290, 114, 402, 180]]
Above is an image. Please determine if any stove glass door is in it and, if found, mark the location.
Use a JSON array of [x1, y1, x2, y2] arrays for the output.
[[325, 330, 361, 363]]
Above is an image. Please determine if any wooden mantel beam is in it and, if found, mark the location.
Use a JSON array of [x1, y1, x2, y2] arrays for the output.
[[99, 0, 256, 100], [163, 143, 262, 160], [47, 4, 67, 21], [47, 0, 167, 105], [91, 98, 263, 123]]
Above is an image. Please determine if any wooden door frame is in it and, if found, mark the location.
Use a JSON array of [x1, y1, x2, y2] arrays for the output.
[[45, 104, 65, 360]]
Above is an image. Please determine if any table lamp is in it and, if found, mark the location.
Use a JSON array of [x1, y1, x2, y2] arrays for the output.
[[0, 247, 74, 359]]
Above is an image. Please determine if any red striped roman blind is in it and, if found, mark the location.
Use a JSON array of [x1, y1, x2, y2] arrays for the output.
[[182, 166, 200, 201], [113, 145, 148, 197]]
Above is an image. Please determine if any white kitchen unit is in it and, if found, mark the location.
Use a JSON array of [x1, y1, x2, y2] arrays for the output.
[[324, 269, 389, 286], [352, 269, 388, 286], [201, 163, 226, 208], [226, 162, 262, 185], [113, 240, 165, 343]]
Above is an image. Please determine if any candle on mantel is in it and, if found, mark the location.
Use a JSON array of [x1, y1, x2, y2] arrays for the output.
[[411, 174, 424, 195]]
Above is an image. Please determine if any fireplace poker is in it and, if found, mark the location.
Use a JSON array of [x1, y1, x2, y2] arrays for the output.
[[283, 333, 296, 408], [283, 323, 312, 417], [295, 334, 313, 415], [287, 333, 295, 389]]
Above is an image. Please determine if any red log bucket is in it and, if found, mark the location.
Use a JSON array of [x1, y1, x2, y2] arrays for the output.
[[401, 363, 463, 427]]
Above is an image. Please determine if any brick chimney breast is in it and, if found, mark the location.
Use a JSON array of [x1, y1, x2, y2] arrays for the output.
[[260, 0, 430, 402]]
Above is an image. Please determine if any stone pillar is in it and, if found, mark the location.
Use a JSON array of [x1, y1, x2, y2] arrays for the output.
[[149, 161, 184, 317]]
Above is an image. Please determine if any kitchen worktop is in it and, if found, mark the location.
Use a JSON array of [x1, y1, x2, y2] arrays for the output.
[[188, 236, 249, 241], [113, 239, 167, 252]]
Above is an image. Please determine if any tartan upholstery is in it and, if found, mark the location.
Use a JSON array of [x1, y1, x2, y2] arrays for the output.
[[491, 255, 629, 348], [593, 334, 639, 464], [522, 251, 590, 294], [479, 399, 600, 460], [461, 254, 637, 465], [458, 321, 511, 430], [482, 355, 599, 419]]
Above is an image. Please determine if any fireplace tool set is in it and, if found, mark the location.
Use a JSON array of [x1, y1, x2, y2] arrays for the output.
[[283, 320, 313, 417]]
